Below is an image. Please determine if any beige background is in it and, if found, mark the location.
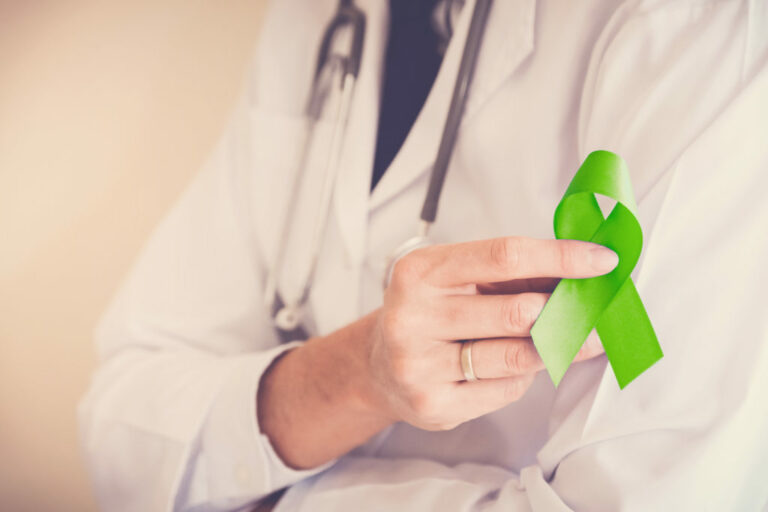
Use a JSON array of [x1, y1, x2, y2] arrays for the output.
[[0, 1, 268, 510]]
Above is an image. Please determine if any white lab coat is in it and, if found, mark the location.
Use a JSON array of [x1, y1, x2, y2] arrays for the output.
[[79, 0, 768, 510]]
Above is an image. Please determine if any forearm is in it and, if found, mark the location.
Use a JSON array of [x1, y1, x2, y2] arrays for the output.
[[257, 310, 394, 469]]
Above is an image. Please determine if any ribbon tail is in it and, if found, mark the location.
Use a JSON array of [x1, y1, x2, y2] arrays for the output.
[[597, 280, 664, 389], [531, 278, 602, 387]]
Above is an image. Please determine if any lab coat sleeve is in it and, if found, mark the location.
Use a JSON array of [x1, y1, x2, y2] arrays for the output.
[[273, 30, 768, 512], [78, 92, 329, 512]]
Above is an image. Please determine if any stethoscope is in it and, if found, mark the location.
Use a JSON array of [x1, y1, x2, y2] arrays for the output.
[[266, 0, 493, 336]]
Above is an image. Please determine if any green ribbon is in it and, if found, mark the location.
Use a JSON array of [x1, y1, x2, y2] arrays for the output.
[[530, 150, 663, 389]]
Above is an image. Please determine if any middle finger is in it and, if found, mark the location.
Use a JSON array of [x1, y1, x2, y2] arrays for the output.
[[428, 293, 550, 340]]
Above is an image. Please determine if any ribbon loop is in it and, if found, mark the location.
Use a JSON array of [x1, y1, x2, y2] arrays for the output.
[[531, 151, 663, 389]]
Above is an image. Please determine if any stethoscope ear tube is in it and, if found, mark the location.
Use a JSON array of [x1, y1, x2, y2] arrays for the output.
[[420, 0, 493, 224], [313, 1, 366, 81]]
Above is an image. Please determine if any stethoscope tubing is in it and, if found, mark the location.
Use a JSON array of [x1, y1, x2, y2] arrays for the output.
[[384, 0, 493, 288], [420, 0, 493, 225], [266, 2, 366, 332], [269, 0, 493, 332]]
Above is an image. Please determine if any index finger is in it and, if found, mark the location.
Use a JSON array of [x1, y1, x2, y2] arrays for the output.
[[415, 237, 618, 286]]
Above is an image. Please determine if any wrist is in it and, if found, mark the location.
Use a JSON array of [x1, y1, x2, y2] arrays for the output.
[[256, 310, 395, 470], [304, 311, 395, 427]]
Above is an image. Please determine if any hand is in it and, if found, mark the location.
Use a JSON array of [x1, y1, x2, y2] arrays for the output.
[[257, 237, 616, 470], [363, 237, 616, 431]]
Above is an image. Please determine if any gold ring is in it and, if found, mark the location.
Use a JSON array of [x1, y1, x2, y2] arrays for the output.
[[460, 340, 478, 382]]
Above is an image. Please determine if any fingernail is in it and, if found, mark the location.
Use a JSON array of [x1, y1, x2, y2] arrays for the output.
[[590, 246, 619, 272]]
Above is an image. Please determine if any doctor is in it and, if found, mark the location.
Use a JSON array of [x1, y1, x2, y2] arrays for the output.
[[80, 0, 768, 511]]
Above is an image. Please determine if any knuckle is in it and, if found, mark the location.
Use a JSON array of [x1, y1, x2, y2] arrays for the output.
[[390, 353, 419, 386], [390, 254, 427, 289], [408, 391, 441, 421], [503, 343, 525, 374], [502, 297, 536, 334], [517, 299, 538, 329], [490, 237, 522, 275], [558, 242, 579, 275]]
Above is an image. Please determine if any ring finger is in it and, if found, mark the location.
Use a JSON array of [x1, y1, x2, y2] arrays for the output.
[[444, 337, 543, 382], [441, 331, 605, 382]]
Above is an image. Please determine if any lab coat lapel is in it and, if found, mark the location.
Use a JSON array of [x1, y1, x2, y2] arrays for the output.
[[368, 0, 537, 212]]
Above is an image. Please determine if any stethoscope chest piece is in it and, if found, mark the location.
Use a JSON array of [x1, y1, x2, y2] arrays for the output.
[[268, 289, 310, 341], [382, 221, 433, 289], [274, 304, 303, 331]]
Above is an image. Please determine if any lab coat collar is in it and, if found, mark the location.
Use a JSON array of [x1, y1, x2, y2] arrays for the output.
[[368, 0, 537, 212], [332, 0, 537, 267]]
